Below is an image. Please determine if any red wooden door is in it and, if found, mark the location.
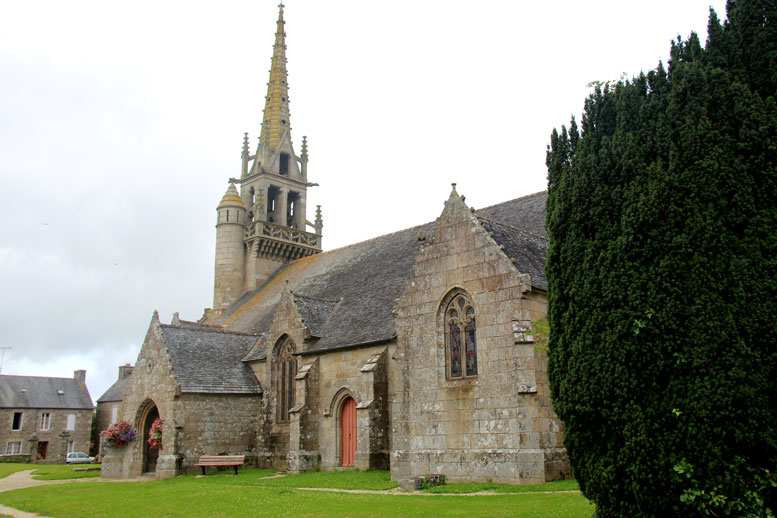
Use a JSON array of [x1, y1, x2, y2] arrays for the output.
[[341, 397, 356, 467]]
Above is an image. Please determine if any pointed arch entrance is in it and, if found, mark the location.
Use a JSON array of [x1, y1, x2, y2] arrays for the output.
[[340, 397, 356, 467], [137, 401, 159, 473]]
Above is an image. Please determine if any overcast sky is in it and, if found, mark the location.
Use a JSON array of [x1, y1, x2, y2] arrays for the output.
[[0, 0, 728, 402]]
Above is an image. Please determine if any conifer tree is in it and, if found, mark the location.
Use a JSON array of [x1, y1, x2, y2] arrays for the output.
[[546, 1, 777, 516]]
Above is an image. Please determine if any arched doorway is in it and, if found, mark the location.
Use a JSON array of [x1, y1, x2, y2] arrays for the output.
[[340, 397, 356, 467], [141, 404, 159, 473]]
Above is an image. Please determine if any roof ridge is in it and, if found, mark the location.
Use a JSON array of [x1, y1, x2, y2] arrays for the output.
[[160, 323, 262, 337], [475, 190, 547, 213], [297, 221, 432, 260], [0, 374, 77, 381], [477, 215, 549, 241], [176, 318, 222, 328]]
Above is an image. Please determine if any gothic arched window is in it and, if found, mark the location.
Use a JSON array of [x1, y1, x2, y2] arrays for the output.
[[445, 292, 478, 379], [276, 337, 297, 423]]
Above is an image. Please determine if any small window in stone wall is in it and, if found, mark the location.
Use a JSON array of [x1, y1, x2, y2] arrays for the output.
[[279, 153, 290, 175], [11, 412, 22, 430], [66, 413, 75, 431], [445, 292, 478, 379], [111, 407, 118, 425], [67, 440, 75, 453], [276, 337, 297, 423], [5, 442, 21, 454]]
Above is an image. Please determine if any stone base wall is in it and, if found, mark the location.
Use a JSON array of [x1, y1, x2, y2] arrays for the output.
[[0, 454, 31, 463], [287, 450, 319, 473], [391, 449, 550, 484]]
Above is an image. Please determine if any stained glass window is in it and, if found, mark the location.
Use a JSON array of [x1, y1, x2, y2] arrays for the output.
[[276, 337, 297, 423], [445, 293, 477, 379]]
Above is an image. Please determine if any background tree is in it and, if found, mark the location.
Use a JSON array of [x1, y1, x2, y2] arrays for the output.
[[546, 1, 777, 517]]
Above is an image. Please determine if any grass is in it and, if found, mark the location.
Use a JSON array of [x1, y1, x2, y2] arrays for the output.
[[0, 462, 102, 481], [0, 464, 34, 480], [29, 464, 102, 480], [0, 469, 593, 518], [422, 478, 580, 494]]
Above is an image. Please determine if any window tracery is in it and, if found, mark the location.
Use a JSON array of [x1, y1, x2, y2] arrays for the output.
[[445, 293, 478, 378], [276, 337, 297, 423]]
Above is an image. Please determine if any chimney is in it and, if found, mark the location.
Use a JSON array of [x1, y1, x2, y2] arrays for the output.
[[74, 370, 87, 390], [118, 364, 134, 381]]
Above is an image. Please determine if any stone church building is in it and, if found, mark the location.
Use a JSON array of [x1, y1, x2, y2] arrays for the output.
[[100, 5, 569, 484]]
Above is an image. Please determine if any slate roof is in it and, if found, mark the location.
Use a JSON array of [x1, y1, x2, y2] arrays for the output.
[[227, 191, 549, 361], [476, 191, 547, 238], [478, 218, 548, 291], [160, 324, 262, 394], [293, 294, 339, 338], [237, 222, 433, 360], [96, 375, 131, 403], [0, 375, 93, 410]]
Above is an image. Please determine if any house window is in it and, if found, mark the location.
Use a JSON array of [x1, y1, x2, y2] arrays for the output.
[[111, 407, 118, 425], [445, 292, 478, 379], [66, 414, 75, 431], [5, 442, 21, 455], [67, 441, 75, 453], [276, 337, 297, 423], [11, 412, 22, 430], [40, 412, 51, 431]]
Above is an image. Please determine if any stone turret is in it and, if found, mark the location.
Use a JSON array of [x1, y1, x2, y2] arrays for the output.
[[213, 182, 246, 311]]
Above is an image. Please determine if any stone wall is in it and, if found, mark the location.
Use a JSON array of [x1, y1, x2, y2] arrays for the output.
[[0, 408, 92, 463], [391, 190, 569, 483], [94, 400, 120, 458], [306, 343, 391, 471], [172, 393, 262, 474]]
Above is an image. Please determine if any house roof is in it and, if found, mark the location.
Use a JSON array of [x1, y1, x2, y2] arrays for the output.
[[230, 191, 548, 360], [160, 323, 262, 394], [0, 375, 93, 410], [96, 375, 131, 403]]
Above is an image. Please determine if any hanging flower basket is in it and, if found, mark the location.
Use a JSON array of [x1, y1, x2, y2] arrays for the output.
[[104, 421, 136, 448], [148, 418, 165, 450]]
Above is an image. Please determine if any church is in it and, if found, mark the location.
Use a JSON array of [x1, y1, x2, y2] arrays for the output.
[[99, 5, 570, 484]]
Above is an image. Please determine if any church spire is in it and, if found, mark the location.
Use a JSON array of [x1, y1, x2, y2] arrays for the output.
[[257, 3, 294, 171]]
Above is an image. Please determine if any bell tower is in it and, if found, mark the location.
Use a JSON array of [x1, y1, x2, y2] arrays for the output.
[[212, 3, 322, 314]]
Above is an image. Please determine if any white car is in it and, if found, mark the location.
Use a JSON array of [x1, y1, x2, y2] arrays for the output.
[[66, 452, 95, 464]]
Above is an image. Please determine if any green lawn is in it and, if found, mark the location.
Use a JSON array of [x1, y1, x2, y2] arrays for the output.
[[0, 463, 34, 479], [29, 464, 102, 480], [0, 462, 102, 481], [0, 469, 594, 517]]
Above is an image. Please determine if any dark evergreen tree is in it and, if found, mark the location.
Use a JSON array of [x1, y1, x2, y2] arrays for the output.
[[546, 1, 777, 516]]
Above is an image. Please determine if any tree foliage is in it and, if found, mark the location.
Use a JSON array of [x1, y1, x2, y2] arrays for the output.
[[546, 1, 777, 517]]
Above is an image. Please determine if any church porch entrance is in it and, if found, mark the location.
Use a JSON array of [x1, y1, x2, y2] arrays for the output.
[[140, 403, 160, 474]]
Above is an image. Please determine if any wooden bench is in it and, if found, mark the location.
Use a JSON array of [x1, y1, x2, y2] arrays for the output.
[[196, 455, 245, 475]]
